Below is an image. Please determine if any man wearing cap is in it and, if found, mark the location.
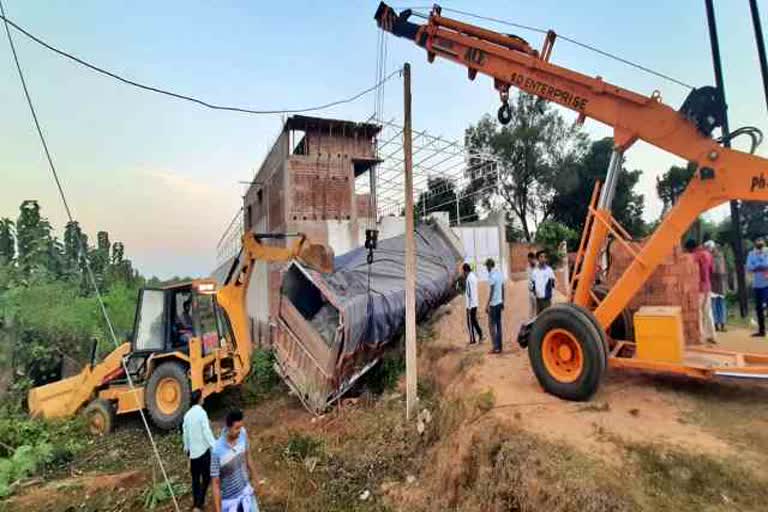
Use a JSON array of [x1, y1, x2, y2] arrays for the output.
[[747, 237, 768, 338]]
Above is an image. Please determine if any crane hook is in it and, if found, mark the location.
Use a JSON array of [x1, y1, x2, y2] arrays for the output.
[[498, 102, 513, 125]]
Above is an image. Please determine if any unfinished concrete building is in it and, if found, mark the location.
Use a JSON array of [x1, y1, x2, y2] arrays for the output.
[[243, 115, 381, 344]]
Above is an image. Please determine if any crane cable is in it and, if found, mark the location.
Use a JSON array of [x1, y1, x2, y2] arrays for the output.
[[0, 11, 402, 115], [402, 5, 696, 91], [0, 2, 181, 510]]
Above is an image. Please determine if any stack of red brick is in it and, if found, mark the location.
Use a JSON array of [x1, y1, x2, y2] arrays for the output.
[[606, 242, 701, 345]]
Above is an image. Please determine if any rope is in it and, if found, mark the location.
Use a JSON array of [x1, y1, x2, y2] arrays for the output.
[[0, 11, 402, 115], [0, 2, 180, 509]]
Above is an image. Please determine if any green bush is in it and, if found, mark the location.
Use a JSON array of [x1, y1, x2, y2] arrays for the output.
[[241, 349, 281, 403], [141, 476, 189, 510], [535, 220, 579, 267], [284, 432, 324, 461]]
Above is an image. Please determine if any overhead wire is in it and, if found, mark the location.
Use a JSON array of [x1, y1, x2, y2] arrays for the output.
[[0, 11, 402, 115], [0, 1, 180, 509]]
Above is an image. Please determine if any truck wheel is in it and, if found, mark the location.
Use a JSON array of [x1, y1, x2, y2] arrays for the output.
[[146, 362, 190, 430], [528, 304, 606, 401], [83, 399, 115, 436]]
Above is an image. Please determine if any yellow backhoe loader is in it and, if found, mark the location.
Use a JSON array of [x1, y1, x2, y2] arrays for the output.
[[27, 232, 333, 434]]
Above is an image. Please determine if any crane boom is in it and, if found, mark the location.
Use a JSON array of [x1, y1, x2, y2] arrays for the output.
[[375, 3, 768, 332]]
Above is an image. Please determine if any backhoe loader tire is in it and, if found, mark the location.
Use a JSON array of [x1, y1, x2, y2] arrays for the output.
[[528, 304, 606, 401], [83, 399, 115, 436], [146, 362, 190, 430]]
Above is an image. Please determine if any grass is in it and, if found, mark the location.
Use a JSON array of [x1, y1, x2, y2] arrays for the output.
[[438, 423, 633, 512], [626, 442, 768, 511]]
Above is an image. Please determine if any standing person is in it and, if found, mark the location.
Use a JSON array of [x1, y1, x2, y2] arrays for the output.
[[746, 237, 768, 338], [462, 263, 483, 345], [211, 409, 260, 512], [526, 252, 538, 319], [183, 390, 216, 512], [686, 239, 716, 343], [485, 258, 505, 354], [530, 250, 556, 314], [706, 240, 728, 332]]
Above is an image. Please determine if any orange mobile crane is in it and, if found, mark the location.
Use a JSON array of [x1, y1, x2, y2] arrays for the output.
[[376, 3, 768, 400]]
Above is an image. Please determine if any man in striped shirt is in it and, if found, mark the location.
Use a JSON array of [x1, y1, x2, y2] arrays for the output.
[[211, 409, 260, 512]]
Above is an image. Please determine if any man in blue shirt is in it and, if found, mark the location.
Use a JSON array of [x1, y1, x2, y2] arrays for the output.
[[211, 409, 260, 512], [485, 258, 505, 354], [182, 390, 216, 512], [747, 237, 768, 338]]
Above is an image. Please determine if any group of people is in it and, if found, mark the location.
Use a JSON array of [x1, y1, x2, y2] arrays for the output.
[[462, 251, 556, 351], [182, 391, 260, 512], [688, 236, 768, 343]]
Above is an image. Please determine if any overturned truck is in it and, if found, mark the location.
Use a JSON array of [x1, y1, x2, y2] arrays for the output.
[[274, 221, 464, 413]]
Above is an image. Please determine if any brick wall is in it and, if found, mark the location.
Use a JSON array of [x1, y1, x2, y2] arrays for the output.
[[287, 157, 353, 222], [509, 242, 541, 274], [606, 242, 701, 344]]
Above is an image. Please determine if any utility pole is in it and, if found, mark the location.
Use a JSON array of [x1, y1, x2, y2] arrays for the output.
[[749, 0, 768, 111], [403, 62, 418, 420], [705, 0, 749, 318]]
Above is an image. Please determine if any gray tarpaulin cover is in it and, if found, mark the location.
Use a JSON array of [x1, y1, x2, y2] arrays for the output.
[[308, 222, 463, 357]]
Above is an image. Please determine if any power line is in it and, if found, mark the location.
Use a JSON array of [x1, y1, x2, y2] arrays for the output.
[[404, 5, 695, 90], [0, 12, 402, 115], [0, 2, 180, 510]]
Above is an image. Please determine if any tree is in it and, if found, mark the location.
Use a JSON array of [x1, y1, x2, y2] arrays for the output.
[[414, 176, 478, 224], [15, 201, 57, 278], [534, 220, 579, 266], [549, 137, 646, 237], [465, 93, 588, 241], [0, 219, 14, 265], [656, 163, 696, 214], [741, 202, 768, 242]]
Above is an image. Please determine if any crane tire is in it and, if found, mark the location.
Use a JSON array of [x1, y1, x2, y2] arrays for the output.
[[146, 362, 190, 431], [83, 398, 115, 436], [556, 302, 610, 370], [528, 304, 606, 401]]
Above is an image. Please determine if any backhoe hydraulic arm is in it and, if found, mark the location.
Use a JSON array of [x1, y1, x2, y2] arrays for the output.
[[375, 3, 768, 330]]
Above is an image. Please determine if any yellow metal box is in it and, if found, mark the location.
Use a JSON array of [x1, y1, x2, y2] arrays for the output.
[[633, 306, 684, 363]]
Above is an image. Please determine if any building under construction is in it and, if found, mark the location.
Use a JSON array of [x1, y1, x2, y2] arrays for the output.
[[242, 115, 381, 344]]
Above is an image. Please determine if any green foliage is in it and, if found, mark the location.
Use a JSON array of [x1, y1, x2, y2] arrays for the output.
[[284, 432, 324, 461], [367, 351, 406, 395], [141, 476, 189, 510], [0, 403, 85, 498], [241, 349, 282, 403], [549, 137, 647, 238], [465, 93, 589, 241], [0, 219, 14, 266], [534, 220, 578, 267], [0, 442, 54, 498], [0, 200, 143, 380], [656, 163, 696, 214]]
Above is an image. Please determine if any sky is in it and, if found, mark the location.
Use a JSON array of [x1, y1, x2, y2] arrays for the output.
[[1, 1, 766, 278]]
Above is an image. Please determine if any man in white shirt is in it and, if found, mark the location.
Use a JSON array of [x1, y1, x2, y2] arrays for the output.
[[530, 250, 556, 314], [526, 251, 537, 319], [183, 390, 217, 512], [462, 263, 483, 345]]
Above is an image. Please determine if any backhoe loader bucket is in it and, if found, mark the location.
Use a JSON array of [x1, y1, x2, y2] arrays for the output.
[[28, 372, 89, 419]]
